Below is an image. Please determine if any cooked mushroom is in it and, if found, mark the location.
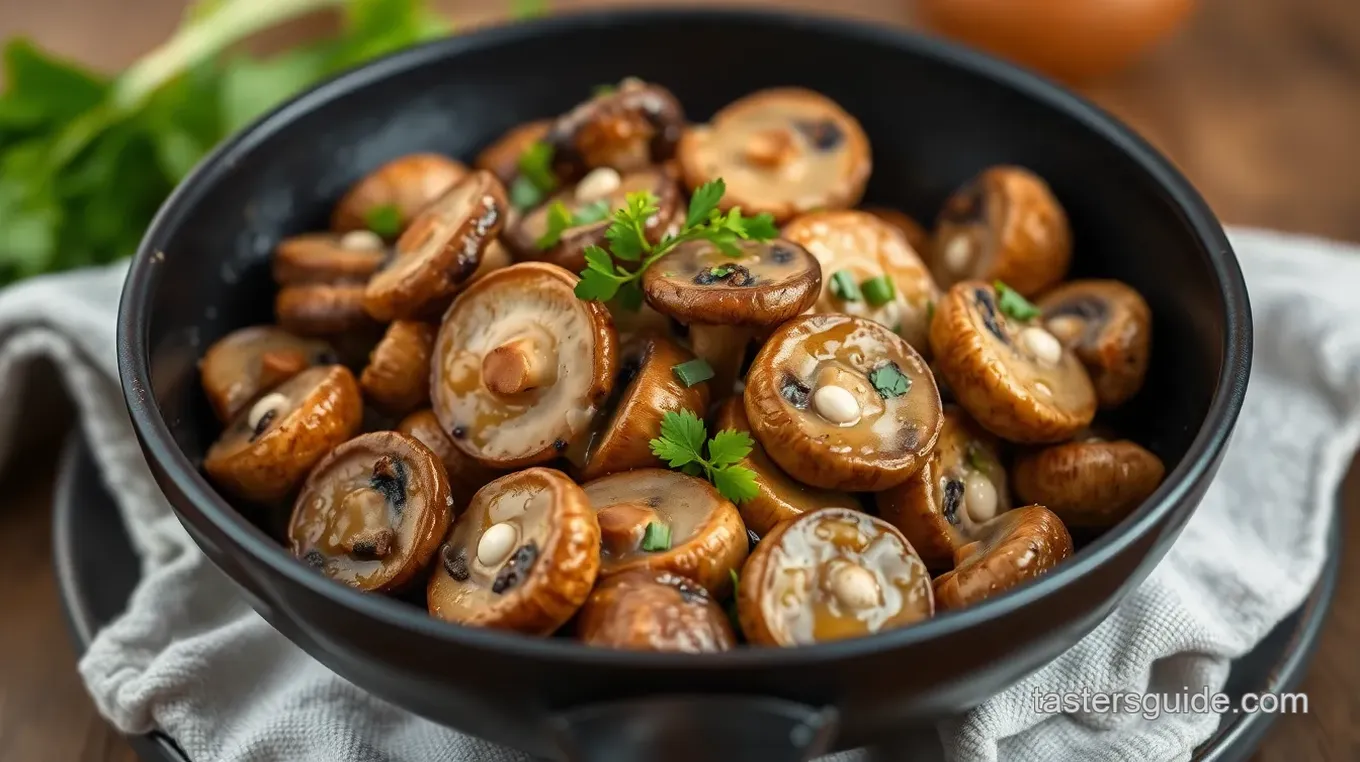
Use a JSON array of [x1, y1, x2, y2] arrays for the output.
[[331, 153, 469, 237], [931, 166, 1071, 297], [714, 397, 863, 538], [783, 210, 940, 352], [932, 505, 1073, 610], [475, 119, 553, 188], [877, 404, 1012, 571], [272, 232, 389, 286], [396, 409, 504, 506], [288, 431, 452, 592], [738, 507, 933, 646], [744, 314, 942, 491], [359, 320, 436, 415], [276, 283, 376, 337], [1012, 435, 1164, 531], [864, 207, 932, 260], [930, 281, 1096, 443], [576, 569, 736, 653], [677, 88, 871, 223], [199, 326, 335, 422], [1036, 279, 1152, 408], [505, 166, 683, 272], [430, 262, 616, 468], [566, 335, 709, 482], [641, 238, 821, 394], [584, 469, 748, 597], [427, 468, 600, 634], [363, 170, 508, 322], [204, 365, 363, 503], [607, 300, 675, 347], [545, 78, 685, 180]]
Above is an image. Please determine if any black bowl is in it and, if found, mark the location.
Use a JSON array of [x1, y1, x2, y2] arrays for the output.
[[117, 8, 1251, 761]]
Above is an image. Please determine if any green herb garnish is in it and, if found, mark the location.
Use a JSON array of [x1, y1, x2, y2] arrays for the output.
[[869, 363, 912, 399], [830, 270, 861, 302], [995, 280, 1040, 321], [672, 358, 715, 387], [640, 522, 672, 552], [535, 199, 610, 249], [709, 265, 733, 278], [592, 83, 617, 97], [926, 299, 936, 325], [862, 275, 896, 306], [516, 139, 557, 199], [966, 442, 991, 473], [649, 410, 760, 504], [509, 175, 545, 210], [574, 178, 778, 305], [364, 203, 402, 238]]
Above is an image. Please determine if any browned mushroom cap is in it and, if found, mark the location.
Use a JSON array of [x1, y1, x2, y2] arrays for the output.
[[1012, 436, 1164, 530], [505, 166, 683, 272], [358, 320, 436, 415], [931, 166, 1071, 297], [546, 78, 685, 180], [1036, 279, 1152, 408], [331, 153, 469, 237], [363, 170, 508, 322], [272, 232, 389, 286], [431, 262, 616, 468], [744, 314, 943, 491], [783, 210, 940, 353], [576, 569, 736, 653], [396, 409, 504, 506], [199, 326, 336, 422], [877, 404, 1012, 571], [714, 397, 863, 538], [567, 335, 709, 482], [584, 469, 748, 597], [864, 207, 933, 261], [641, 238, 821, 393], [738, 507, 933, 646], [427, 468, 600, 635], [932, 505, 1073, 611], [931, 281, 1096, 443], [276, 283, 376, 337], [475, 119, 553, 188], [204, 365, 363, 503], [677, 88, 871, 223], [288, 431, 452, 592]]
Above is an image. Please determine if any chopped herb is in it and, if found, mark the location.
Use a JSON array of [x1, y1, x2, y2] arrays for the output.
[[994, 280, 1040, 322], [509, 175, 545, 210], [535, 199, 610, 249], [830, 270, 861, 302], [364, 204, 403, 239], [926, 299, 936, 324], [517, 140, 557, 195], [862, 275, 896, 306], [869, 363, 912, 399], [672, 358, 715, 387], [592, 83, 617, 97], [710, 265, 734, 278], [640, 522, 672, 552], [966, 442, 991, 472], [649, 410, 760, 504]]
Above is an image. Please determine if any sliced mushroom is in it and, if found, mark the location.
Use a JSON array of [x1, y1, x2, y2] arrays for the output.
[[505, 166, 683, 272], [272, 232, 389, 286], [204, 365, 363, 503], [396, 409, 504, 506], [930, 281, 1096, 443], [431, 262, 616, 468], [677, 88, 871, 223], [288, 431, 452, 592], [738, 507, 933, 646], [1012, 435, 1164, 530], [363, 170, 508, 322], [744, 314, 943, 491], [584, 469, 748, 597], [359, 320, 436, 415], [546, 78, 685, 180], [276, 283, 376, 337], [567, 335, 709, 482], [199, 326, 335, 422], [714, 397, 863, 538], [877, 404, 1011, 571], [931, 166, 1071, 297], [475, 119, 553, 188], [864, 207, 932, 260], [427, 468, 600, 635], [331, 153, 469, 237], [783, 210, 940, 353], [932, 505, 1073, 610], [577, 569, 736, 653], [641, 238, 821, 394], [1037, 279, 1153, 408]]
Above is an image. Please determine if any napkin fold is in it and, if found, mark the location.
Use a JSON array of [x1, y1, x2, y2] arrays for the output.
[[3, 227, 1356, 762]]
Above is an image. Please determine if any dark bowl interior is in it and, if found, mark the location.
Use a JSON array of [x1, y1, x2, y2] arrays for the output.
[[118, 8, 1251, 760]]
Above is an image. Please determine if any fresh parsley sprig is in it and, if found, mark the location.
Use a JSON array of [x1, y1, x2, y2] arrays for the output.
[[573, 178, 778, 305], [995, 280, 1041, 321], [649, 410, 760, 504]]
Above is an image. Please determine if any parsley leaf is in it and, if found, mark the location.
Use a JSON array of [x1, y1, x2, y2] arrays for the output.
[[573, 244, 624, 301], [707, 429, 754, 469], [995, 280, 1041, 321], [517, 140, 557, 194], [536, 202, 574, 249], [869, 363, 912, 399], [364, 203, 403, 238], [713, 467, 761, 504], [509, 175, 545, 210], [685, 177, 726, 228], [648, 411, 760, 504]]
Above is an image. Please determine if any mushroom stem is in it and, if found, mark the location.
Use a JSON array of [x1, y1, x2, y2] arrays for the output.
[[483, 337, 555, 395], [688, 325, 752, 396], [744, 127, 798, 168], [598, 501, 659, 555]]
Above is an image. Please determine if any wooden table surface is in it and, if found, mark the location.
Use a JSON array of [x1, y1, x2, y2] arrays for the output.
[[1, 0, 1357, 760]]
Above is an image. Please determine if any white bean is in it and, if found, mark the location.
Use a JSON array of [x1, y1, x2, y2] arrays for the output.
[[829, 562, 881, 610], [964, 470, 999, 524], [943, 236, 973, 273], [574, 167, 622, 204], [1020, 326, 1063, 366], [340, 229, 385, 250], [477, 522, 519, 567], [247, 393, 288, 432], [813, 384, 861, 426]]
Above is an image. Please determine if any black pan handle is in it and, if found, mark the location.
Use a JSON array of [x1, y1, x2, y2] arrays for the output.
[[551, 695, 839, 762]]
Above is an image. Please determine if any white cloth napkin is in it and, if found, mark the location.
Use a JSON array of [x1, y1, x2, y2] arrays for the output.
[[3, 227, 1355, 762]]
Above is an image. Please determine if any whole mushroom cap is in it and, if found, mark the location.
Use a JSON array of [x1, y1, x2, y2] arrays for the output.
[[396, 409, 505, 507], [576, 569, 736, 653], [331, 153, 469, 237], [199, 325, 335, 422], [744, 314, 943, 491], [641, 238, 822, 328], [546, 78, 686, 180], [272, 232, 389, 286], [1037, 279, 1153, 409], [359, 320, 437, 416], [430, 262, 616, 469], [1012, 436, 1165, 530], [932, 505, 1073, 610], [930, 281, 1096, 443], [738, 507, 934, 647]]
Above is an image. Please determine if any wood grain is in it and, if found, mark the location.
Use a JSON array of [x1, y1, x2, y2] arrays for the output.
[[1, 0, 1357, 760]]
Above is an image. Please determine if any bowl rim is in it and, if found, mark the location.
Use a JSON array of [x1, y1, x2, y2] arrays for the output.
[[118, 6, 1252, 670]]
